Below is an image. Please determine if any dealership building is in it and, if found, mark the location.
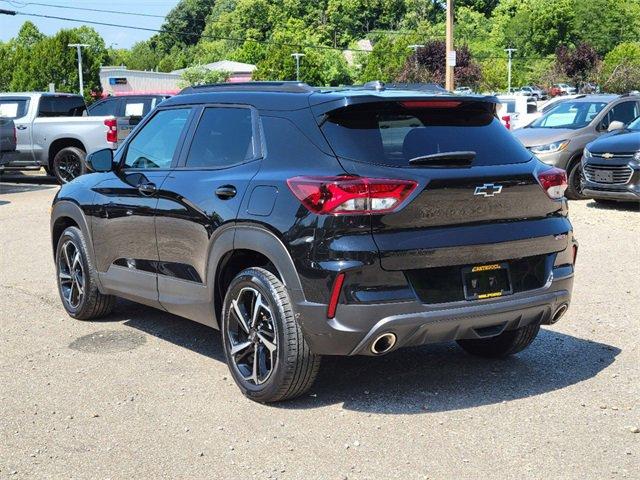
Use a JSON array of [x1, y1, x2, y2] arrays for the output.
[[99, 61, 256, 96]]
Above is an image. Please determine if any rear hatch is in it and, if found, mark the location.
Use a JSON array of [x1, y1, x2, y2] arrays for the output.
[[316, 98, 570, 277]]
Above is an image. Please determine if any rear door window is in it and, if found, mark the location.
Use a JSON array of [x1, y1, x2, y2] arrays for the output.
[[0, 98, 30, 119], [320, 101, 532, 167], [38, 96, 86, 117]]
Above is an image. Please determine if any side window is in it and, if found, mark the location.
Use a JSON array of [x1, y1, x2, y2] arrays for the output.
[[88, 99, 119, 116], [185, 107, 255, 168], [123, 108, 191, 169], [123, 98, 153, 117], [38, 96, 86, 117], [604, 101, 640, 128]]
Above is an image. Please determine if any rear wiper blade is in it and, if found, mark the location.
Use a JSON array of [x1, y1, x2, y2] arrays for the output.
[[408, 151, 476, 166]]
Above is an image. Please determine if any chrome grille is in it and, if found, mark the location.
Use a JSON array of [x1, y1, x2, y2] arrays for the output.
[[592, 152, 635, 159], [583, 164, 634, 185]]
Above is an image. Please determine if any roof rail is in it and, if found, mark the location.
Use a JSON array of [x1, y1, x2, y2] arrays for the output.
[[179, 81, 314, 95]]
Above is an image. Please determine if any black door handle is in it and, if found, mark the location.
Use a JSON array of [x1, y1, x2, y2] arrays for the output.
[[215, 185, 237, 199], [138, 182, 157, 195]]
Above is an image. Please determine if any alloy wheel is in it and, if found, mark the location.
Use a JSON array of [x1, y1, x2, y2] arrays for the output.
[[55, 153, 81, 183], [226, 287, 278, 385], [58, 240, 85, 309]]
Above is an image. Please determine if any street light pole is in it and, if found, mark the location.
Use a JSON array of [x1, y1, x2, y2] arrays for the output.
[[69, 43, 89, 96], [445, 0, 455, 91], [291, 53, 305, 82], [505, 48, 517, 93]]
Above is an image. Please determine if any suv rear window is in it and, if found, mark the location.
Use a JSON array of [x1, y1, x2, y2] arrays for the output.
[[38, 96, 86, 117], [320, 101, 532, 167]]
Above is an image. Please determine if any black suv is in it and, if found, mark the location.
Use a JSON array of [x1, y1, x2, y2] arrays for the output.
[[51, 82, 577, 402]]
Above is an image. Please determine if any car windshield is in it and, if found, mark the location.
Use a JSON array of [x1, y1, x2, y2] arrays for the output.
[[529, 101, 606, 129], [627, 116, 640, 131]]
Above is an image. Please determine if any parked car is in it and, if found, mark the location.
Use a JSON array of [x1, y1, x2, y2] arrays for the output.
[[0, 117, 16, 160], [496, 95, 538, 130], [513, 94, 640, 199], [554, 83, 577, 96], [0, 93, 119, 183], [582, 115, 640, 203], [518, 86, 546, 101], [454, 86, 473, 95], [51, 81, 577, 402], [87, 94, 169, 141]]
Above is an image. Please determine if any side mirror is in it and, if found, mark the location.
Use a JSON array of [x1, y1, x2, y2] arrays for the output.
[[607, 120, 625, 132], [86, 148, 114, 172]]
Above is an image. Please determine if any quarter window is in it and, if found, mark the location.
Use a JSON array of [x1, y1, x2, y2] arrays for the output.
[[185, 107, 255, 168], [123, 108, 191, 169]]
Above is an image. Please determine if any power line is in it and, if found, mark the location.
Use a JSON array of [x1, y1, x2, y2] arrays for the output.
[[1, 0, 167, 18], [1, 9, 375, 53]]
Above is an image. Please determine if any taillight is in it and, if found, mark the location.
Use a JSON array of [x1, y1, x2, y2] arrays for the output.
[[104, 118, 117, 143], [501, 115, 511, 130], [536, 167, 568, 199], [287, 176, 417, 215]]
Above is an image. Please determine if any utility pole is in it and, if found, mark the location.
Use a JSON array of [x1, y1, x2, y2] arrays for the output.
[[407, 44, 424, 69], [291, 53, 305, 82], [505, 48, 517, 93], [69, 44, 89, 96], [445, 0, 455, 91]]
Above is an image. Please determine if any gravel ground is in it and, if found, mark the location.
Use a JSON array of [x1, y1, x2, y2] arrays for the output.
[[0, 173, 638, 479]]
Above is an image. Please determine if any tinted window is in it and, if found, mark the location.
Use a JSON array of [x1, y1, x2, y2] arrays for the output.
[[603, 101, 640, 128], [123, 108, 191, 169], [87, 99, 119, 116], [0, 98, 29, 119], [530, 101, 606, 129], [185, 107, 254, 168], [38, 96, 86, 117], [627, 115, 640, 131], [321, 101, 532, 167]]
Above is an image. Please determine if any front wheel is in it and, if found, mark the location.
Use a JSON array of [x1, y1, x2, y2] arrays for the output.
[[565, 160, 588, 200], [456, 323, 540, 358], [222, 268, 321, 403], [52, 146, 87, 184]]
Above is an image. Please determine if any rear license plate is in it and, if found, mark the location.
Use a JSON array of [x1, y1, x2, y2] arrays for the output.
[[462, 263, 513, 300], [594, 170, 613, 183]]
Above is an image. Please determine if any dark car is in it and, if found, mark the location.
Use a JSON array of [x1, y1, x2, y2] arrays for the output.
[[582, 116, 640, 203], [50, 82, 577, 402]]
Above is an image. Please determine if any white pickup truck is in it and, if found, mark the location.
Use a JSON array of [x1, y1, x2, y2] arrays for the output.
[[0, 92, 119, 183]]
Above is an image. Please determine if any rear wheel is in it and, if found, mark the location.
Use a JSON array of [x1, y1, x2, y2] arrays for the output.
[[55, 226, 115, 319], [52, 146, 87, 184], [222, 267, 321, 403], [565, 160, 587, 200], [456, 323, 540, 358]]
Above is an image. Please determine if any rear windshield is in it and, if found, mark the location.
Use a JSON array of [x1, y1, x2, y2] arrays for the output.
[[0, 98, 30, 119], [38, 96, 86, 117], [320, 101, 532, 167]]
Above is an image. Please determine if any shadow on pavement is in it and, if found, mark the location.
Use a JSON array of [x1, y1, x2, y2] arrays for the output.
[[0, 171, 58, 195], [586, 199, 639, 212], [110, 300, 620, 414]]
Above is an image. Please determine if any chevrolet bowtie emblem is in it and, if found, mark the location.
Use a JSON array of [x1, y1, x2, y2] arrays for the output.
[[474, 183, 503, 197], [602, 153, 615, 159]]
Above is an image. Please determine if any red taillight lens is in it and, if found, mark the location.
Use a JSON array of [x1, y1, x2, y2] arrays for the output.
[[400, 100, 462, 109], [536, 167, 568, 199], [327, 272, 345, 319], [501, 115, 511, 130], [287, 176, 417, 215], [104, 118, 117, 143]]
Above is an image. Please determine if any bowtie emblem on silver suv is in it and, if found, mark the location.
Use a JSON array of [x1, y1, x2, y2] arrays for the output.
[[474, 183, 503, 197]]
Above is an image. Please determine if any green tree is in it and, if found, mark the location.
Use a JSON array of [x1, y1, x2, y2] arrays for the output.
[[600, 42, 640, 93], [178, 66, 230, 87], [154, 0, 217, 53]]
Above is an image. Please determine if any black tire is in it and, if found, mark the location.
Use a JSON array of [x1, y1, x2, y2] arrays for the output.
[[43, 165, 53, 177], [55, 226, 115, 320], [52, 146, 87, 184], [221, 267, 321, 403], [565, 159, 588, 200], [456, 323, 540, 359]]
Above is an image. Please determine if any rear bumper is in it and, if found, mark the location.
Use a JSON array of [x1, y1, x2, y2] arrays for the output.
[[294, 270, 574, 356]]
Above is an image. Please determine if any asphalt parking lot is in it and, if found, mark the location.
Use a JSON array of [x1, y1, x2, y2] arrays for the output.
[[0, 172, 638, 479]]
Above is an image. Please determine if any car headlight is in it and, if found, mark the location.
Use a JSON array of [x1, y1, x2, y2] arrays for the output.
[[583, 148, 593, 159], [530, 140, 570, 155], [634, 151, 640, 162]]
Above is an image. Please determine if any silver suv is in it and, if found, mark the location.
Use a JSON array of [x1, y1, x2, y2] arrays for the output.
[[513, 94, 640, 199]]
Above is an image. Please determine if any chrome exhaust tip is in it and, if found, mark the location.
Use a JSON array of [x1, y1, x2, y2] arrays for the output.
[[551, 304, 569, 324], [370, 333, 397, 355]]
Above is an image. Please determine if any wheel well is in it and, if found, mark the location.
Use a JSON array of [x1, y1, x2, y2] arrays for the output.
[[51, 216, 78, 255], [48, 138, 86, 169], [214, 249, 280, 321]]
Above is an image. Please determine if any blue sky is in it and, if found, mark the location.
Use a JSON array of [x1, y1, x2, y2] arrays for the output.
[[0, 0, 180, 48]]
